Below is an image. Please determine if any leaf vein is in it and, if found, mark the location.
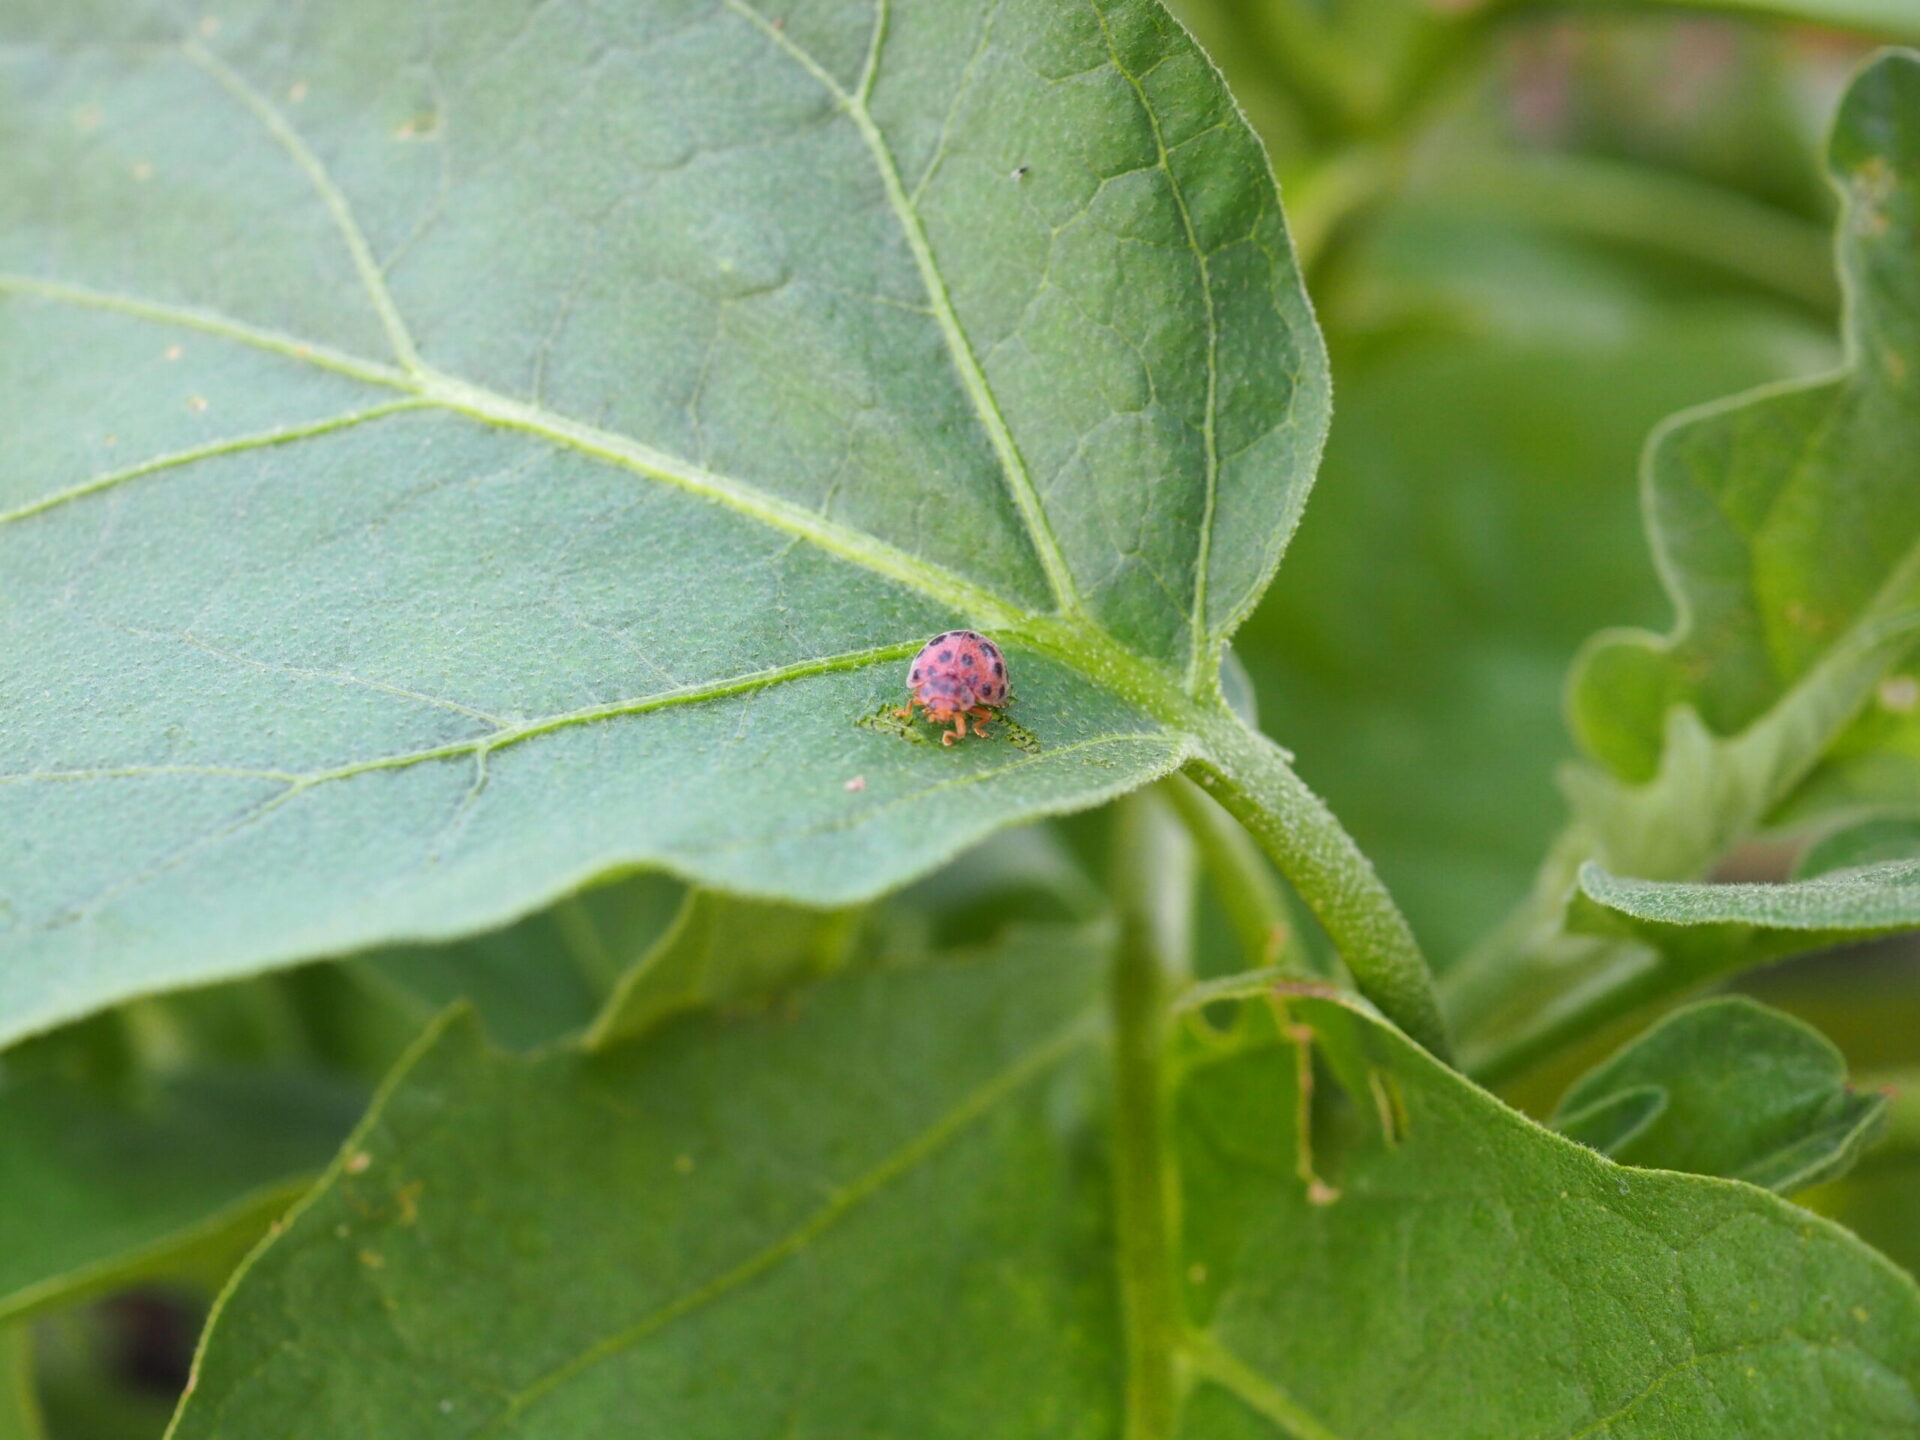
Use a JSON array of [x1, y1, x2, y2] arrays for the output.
[[0, 402, 425, 528], [1084, 1, 1220, 692], [1183, 1334, 1347, 1440], [182, 39, 424, 374], [0, 274, 1023, 627], [482, 1008, 1103, 1430], [723, 0, 1084, 618]]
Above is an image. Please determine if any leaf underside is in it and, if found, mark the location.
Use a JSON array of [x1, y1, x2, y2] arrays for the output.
[[0, 0, 1328, 1045]]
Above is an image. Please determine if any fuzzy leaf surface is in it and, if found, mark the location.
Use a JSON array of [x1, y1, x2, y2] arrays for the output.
[[1550, 995, 1888, 1193], [0, 0, 1325, 1045], [1573, 846, 1920, 993]]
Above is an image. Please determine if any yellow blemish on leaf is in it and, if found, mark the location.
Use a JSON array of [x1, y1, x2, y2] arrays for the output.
[[395, 1180, 423, 1226], [358, 1248, 385, 1269], [187, 394, 208, 413], [131, 161, 153, 182], [197, 14, 220, 37], [288, 80, 309, 103], [164, 344, 183, 361], [73, 105, 103, 134], [674, 1153, 695, 1174], [1879, 676, 1919, 714], [345, 1150, 373, 1175]]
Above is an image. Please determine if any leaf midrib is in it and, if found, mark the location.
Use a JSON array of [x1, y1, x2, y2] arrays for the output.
[[721, 0, 1085, 620], [0, 273, 1021, 628], [480, 1006, 1104, 1433], [4, 21, 1227, 727]]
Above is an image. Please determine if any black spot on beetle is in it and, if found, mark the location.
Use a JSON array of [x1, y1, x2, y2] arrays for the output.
[[939, 649, 953, 662], [960, 652, 974, 666], [991, 660, 1003, 675], [911, 667, 921, 680]]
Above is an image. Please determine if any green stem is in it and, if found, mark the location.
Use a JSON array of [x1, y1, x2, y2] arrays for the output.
[[1187, 710, 1451, 1062], [1162, 775, 1308, 976], [1425, 149, 1836, 311], [1109, 792, 1192, 1440], [1555, 0, 1920, 44], [1, 1324, 44, 1440]]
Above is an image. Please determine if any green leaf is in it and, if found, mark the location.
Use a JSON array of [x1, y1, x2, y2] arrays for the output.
[[1178, 990, 1920, 1438], [1799, 813, 1920, 875], [1244, 285, 1828, 962], [0, 1066, 359, 1324], [1775, 667, 1920, 827], [1571, 842, 1920, 983], [1550, 996, 1888, 1193], [1581, 856, 1920, 935], [584, 888, 858, 1047], [1568, 51, 1920, 797], [172, 947, 1920, 1437], [1447, 52, 1920, 1076], [174, 933, 1122, 1437], [0, 0, 1372, 1046]]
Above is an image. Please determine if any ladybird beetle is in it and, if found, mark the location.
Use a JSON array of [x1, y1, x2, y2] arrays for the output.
[[896, 630, 1008, 745]]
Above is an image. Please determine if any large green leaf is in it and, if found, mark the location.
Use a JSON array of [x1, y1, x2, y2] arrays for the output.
[[1179, 989, 1920, 1438], [1550, 995, 1888, 1193], [173, 934, 1122, 1437], [171, 943, 1920, 1437], [1, 0, 1420, 1048]]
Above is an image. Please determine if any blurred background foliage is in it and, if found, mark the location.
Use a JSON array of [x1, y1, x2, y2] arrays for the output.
[[8, 2, 1920, 1431]]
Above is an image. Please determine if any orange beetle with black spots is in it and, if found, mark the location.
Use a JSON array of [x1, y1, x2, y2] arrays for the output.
[[895, 630, 1008, 745]]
